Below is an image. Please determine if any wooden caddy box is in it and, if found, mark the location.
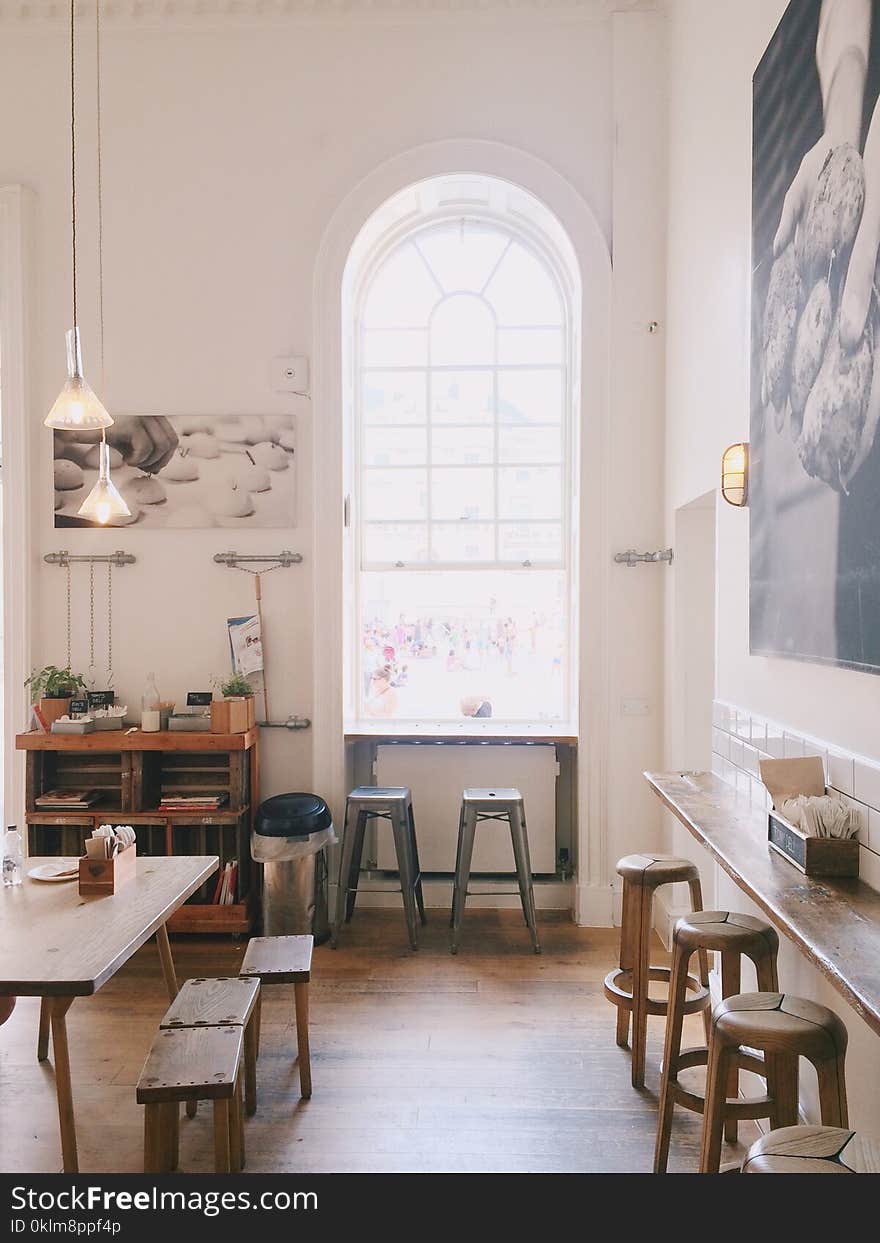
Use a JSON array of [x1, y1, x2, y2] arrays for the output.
[[210, 698, 256, 734], [767, 811, 860, 878], [78, 842, 137, 896]]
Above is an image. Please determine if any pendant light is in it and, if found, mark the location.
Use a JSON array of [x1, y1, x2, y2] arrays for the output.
[[46, 0, 113, 431], [77, 1, 130, 524]]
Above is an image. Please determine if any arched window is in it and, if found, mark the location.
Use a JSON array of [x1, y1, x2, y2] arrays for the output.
[[345, 175, 580, 724]]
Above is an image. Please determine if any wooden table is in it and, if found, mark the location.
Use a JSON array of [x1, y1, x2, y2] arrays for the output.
[[645, 770, 880, 1038], [0, 854, 218, 1172]]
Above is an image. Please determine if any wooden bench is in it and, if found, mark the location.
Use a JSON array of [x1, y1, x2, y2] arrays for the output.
[[161, 976, 260, 1119], [240, 934, 313, 1099], [136, 1025, 244, 1173]]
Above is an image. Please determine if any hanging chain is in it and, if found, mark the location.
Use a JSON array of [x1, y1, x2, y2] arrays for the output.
[[88, 558, 96, 686], [107, 561, 113, 688], [65, 560, 72, 669]]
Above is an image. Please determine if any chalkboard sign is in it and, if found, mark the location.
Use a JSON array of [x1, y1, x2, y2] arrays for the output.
[[69, 699, 89, 716], [187, 692, 213, 708], [87, 690, 115, 709]]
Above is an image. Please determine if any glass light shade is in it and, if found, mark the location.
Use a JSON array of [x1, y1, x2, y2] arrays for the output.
[[45, 328, 114, 430], [721, 442, 749, 507], [77, 440, 130, 525]]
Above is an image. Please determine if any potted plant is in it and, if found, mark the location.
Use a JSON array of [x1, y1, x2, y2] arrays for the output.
[[211, 672, 256, 733], [25, 665, 87, 727]]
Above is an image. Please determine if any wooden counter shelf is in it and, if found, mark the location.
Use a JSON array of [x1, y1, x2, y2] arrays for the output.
[[15, 729, 259, 937], [645, 770, 880, 1038]]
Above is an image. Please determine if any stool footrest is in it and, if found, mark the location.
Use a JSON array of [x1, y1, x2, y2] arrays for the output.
[[666, 1047, 770, 1118], [604, 966, 710, 1016]]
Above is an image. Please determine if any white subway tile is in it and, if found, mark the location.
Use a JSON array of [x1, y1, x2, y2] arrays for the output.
[[735, 710, 752, 740], [721, 758, 735, 787], [735, 768, 751, 797], [857, 844, 880, 891], [783, 732, 805, 759], [729, 738, 744, 769], [865, 808, 880, 853], [742, 744, 760, 776], [764, 724, 785, 758], [827, 749, 855, 796], [712, 702, 725, 729], [853, 758, 880, 811], [749, 718, 767, 750], [712, 729, 729, 760], [711, 752, 724, 779]]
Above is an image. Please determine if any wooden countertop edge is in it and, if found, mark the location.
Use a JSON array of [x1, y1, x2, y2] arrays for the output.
[[16, 729, 257, 751], [644, 770, 880, 1039]]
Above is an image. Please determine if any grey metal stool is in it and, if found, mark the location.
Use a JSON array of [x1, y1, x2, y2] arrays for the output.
[[333, 786, 426, 950], [450, 788, 541, 955]]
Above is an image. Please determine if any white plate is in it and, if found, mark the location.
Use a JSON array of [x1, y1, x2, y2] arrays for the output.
[[28, 860, 79, 883]]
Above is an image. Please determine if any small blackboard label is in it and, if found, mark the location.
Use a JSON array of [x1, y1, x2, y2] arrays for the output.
[[69, 699, 89, 716], [87, 690, 115, 709], [187, 691, 213, 707], [768, 813, 806, 867]]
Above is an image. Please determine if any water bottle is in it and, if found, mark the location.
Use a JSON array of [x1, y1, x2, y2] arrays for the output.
[[2, 827, 23, 887], [141, 673, 161, 733]]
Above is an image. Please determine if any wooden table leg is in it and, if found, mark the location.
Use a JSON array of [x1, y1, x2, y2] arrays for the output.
[[294, 982, 312, 1100], [155, 922, 179, 1002], [38, 997, 51, 1062], [49, 997, 78, 1174]]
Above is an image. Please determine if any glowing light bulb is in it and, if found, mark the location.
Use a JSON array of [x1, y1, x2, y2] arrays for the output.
[[77, 439, 130, 525], [45, 328, 113, 430]]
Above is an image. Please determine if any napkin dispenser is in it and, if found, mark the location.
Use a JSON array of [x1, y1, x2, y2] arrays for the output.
[[78, 841, 137, 896], [760, 757, 860, 878]]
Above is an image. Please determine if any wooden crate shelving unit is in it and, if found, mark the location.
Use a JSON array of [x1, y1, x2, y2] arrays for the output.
[[16, 729, 259, 935]]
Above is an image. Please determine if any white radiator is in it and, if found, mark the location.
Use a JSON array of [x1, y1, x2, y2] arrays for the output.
[[374, 744, 558, 874]]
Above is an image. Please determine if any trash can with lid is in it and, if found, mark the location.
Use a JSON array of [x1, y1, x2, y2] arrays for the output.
[[252, 793, 335, 942]]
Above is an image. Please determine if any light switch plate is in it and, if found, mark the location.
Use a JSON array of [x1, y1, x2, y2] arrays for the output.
[[622, 698, 651, 716], [271, 355, 309, 395]]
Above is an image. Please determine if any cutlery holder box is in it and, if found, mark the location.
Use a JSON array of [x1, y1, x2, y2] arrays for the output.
[[78, 842, 137, 896], [767, 810, 860, 878]]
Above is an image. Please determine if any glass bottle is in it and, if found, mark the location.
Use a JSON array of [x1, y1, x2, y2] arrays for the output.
[[2, 827, 23, 887], [141, 673, 161, 733]]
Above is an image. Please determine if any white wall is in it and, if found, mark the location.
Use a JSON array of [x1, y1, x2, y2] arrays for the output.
[[665, 0, 880, 1130], [1, 6, 624, 808]]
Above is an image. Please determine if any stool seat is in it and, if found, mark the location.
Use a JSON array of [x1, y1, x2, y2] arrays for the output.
[[616, 853, 700, 887], [742, 1125, 880, 1174], [714, 992, 848, 1061], [462, 788, 523, 811], [347, 786, 411, 805], [672, 910, 780, 956]]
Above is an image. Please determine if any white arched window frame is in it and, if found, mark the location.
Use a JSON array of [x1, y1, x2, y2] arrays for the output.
[[344, 175, 581, 725]]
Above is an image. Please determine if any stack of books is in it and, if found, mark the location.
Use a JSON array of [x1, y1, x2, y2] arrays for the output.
[[212, 861, 238, 905], [35, 788, 101, 810], [157, 792, 229, 814]]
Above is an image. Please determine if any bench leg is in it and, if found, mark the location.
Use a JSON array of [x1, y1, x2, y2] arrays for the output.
[[185, 1099, 197, 1119], [213, 1099, 231, 1174], [144, 1103, 163, 1175], [158, 1102, 179, 1172], [294, 982, 312, 1099], [230, 1078, 245, 1173], [38, 997, 51, 1062], [244, 1011, 258, 1116]]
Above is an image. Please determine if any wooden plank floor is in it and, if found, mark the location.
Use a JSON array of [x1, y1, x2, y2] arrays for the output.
[[0, 911, 756, 1173]]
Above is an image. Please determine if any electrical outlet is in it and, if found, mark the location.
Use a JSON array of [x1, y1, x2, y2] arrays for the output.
[[271, 356, 309, 395]]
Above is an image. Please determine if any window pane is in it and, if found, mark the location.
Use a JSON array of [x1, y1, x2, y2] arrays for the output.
[[363, 523, 428, 564], [499, 425, 562, 465], [362, 468, 427, 521], [363, 241, 439, 327], [431, 523, 495, 562], [431, 295, 495, 366], [359, 569, 567, 721], [363, 372, 426, 425], [415, 224, 509, 294], [362, 329, 427, 368], [498, 328, 562, 365], [499, 523, 564, 563], [431, 371, 493, 425], [363, 427, 427, 468], [431, 467, 495, 520], [432, 425, 494, 466], [484, 242, 563, 325], [499, 466, 562, 520], [498, 371, 562, 424]]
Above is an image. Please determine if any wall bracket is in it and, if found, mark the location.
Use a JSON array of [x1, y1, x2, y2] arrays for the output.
[[613, 548, 673, 568]]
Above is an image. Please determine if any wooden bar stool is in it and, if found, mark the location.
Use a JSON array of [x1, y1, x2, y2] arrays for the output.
[[161, 976, 260, 1120], [604, 853, 710, 1089], [742, 1125, 880, 1173], [654, 910, 779, 1173], [450, 788, 541, 955], [240, 934, 314, 1099], [333, 786, 426, 951], [700, 992, 849, 1173], [137, 1025, 245, 1174]]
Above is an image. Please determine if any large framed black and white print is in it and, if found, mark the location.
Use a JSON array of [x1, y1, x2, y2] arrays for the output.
[[751, 0, 880, 672]]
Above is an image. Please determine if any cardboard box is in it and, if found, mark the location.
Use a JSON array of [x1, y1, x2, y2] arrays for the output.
[[78, 842, 137, 896], [760, 757, 860, 878]]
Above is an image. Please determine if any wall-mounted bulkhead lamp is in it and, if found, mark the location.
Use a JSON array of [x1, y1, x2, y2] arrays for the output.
[[721, 442, 749, 507]]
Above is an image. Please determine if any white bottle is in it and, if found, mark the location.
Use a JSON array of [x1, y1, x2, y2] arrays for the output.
[[2, 827, 23, 887], [141, 673, 161, 733]]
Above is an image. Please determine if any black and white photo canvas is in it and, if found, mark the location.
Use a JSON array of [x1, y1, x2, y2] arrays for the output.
[[54, 414, 296, 528], [751, 0, 880, 672]]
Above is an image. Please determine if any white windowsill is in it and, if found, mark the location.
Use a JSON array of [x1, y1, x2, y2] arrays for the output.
[[344, 720, 578, 744]]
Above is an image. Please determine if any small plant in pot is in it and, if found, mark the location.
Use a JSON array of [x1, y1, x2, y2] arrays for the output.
[[25, 665, 87, 727], [215, 672, 255, 699], [210, 672, 256, 733]]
